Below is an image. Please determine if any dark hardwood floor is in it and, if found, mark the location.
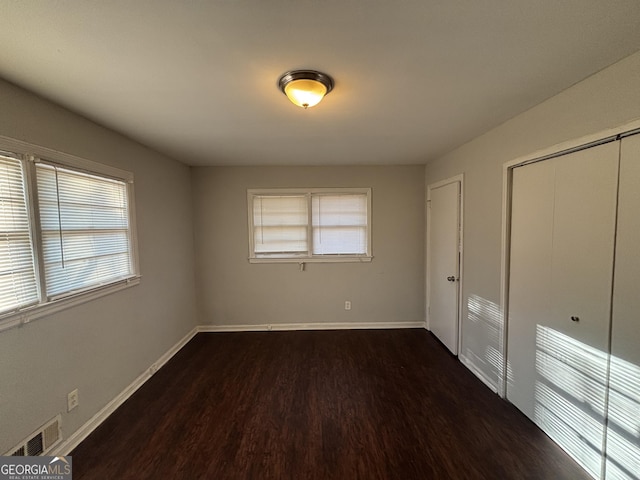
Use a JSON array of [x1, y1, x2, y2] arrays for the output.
[[71, 330, 590, 479]]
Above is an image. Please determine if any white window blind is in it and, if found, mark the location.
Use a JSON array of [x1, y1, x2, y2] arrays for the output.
[[248, 188, 372, 262], [0, 153, 39, 314], [36, 163, 133, 298], [312, 193, 368, 255], [253, 195, 308, 256]]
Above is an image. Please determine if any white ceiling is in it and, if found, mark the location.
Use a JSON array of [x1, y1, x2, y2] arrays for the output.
[[0, 1, 639, 166]]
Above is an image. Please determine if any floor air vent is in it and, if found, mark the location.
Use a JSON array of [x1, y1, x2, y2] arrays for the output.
[[11, 446, 25, 456], [6, 415, 61, 456]]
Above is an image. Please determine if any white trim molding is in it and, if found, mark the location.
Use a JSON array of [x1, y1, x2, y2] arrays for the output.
[[498, 117, 640, 398], [53, 327, 198, 456], [247, 187, 373, 263], [0, 277, 141, 334], [50, 321, 425, 456], [198, 321, 426, 332], [0, 134, 141, 334], [460, 354, 499, 394], [425, 173, 464, 355]]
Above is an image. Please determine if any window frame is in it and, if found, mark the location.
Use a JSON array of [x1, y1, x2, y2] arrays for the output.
[[247, 187, 372, 264], [0, 135, 140, 333]]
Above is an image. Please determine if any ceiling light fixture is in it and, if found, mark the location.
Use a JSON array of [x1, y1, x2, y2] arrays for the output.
[[278, 70, 334, 109]]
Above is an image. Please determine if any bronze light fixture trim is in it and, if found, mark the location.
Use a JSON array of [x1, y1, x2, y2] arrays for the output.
[[278, 70, 334, 109]]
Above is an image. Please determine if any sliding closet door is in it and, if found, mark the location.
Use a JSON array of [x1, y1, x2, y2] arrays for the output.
[[606, 134, 640, 480], [507, 142, 619, 478]]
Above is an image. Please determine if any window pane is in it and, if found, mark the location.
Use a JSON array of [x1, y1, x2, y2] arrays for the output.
[[36, 163, 132, 297], [312, 194, 368, 255], [253, 195, 308, 255], [0, 154, 39, 313]]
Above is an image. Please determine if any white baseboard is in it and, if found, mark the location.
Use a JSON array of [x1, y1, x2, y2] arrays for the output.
[[460, 354, 499, 394], [53, 326, 198, 456], [52, 321, 424, 456], [198, 321, 426, 332]]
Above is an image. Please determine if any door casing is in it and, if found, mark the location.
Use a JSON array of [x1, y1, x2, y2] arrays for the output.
[[426, 174, 464, 355]]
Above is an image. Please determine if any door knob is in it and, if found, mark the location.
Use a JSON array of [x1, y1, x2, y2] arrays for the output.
[[447, 276, 456, 282]]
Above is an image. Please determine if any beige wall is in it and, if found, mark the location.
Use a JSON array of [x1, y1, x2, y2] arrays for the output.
[[192, 165, 425, 327], [2, 40, 638, 459], [0, 79, 198, 453], [425, 50, 640, 389]]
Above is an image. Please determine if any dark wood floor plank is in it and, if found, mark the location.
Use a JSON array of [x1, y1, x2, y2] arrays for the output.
[[71, 330, 591, 479]]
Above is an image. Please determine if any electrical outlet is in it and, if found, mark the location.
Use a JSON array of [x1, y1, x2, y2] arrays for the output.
[[345, 301, 351, 310], [67, 389, 79, 412]]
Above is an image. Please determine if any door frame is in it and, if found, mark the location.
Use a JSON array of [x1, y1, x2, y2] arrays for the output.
[[426, 174, 464, 355], [498, 118, 640, 398]]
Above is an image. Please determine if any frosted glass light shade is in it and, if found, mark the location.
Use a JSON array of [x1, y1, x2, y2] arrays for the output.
[[278, 70, 334, 109], [284, 79, 327, 109]]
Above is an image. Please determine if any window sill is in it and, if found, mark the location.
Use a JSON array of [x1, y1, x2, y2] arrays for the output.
[[248, 256, 373, 264], [0, 276, 141, 334]]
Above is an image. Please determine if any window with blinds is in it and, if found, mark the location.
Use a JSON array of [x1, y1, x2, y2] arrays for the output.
[[248, 188, 372, 262], [0, 141, 138, 325], [253, 195, 308, 256], [0, 153, 39, 314], [312, 193, 368, 255], [36, 163, 133, 298]]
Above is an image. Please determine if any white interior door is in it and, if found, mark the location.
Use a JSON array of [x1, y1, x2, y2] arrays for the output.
[[507, 142, 619, 479], [427, 179, 460, 354], [606, 133, 640, 479]]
